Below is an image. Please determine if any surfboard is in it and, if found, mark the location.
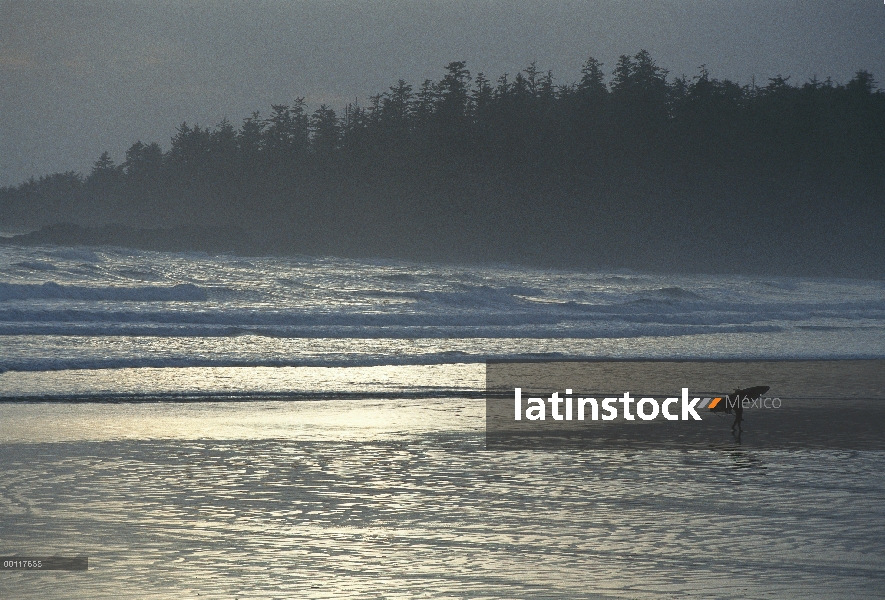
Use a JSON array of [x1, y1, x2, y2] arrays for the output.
[[709, 385, 770, 412]]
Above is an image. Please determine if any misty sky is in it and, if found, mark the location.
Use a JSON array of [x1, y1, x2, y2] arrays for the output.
[[2, 0, 884, 187]]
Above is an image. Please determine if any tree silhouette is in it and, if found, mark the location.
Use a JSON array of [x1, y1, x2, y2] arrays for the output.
[[3, 52, 884, 277]]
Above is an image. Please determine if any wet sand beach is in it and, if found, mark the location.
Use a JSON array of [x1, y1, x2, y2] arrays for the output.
[[2, 398, 884, 599]]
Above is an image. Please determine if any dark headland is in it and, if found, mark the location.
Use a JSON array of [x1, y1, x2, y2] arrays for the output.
[[3, 53, 883, 277], [0, 223, 257, 255]]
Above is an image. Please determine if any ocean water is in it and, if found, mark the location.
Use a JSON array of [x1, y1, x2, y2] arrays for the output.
[[1, 244, 884, 598], [1, 245, 884, 396]]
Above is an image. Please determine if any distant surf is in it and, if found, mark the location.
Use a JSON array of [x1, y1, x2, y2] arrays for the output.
[[1, 243, 884, 397]]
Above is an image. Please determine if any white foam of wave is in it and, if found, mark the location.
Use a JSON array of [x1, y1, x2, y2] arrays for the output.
[[0, 281, 207, 301], [1, 245, 884, 377], [10, 260, 57, 271], [1, 327, 884, 378]]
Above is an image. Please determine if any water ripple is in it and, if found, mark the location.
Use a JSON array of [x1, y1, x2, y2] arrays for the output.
[[1, 403, 883, 598]]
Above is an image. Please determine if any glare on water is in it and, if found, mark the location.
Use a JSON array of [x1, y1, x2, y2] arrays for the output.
[[1, 399, 883, 599], [2, 247, 885, 597], [0, 397, 483, 443]]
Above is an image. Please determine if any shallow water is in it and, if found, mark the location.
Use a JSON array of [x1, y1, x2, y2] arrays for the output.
[[1, 399, 884, 599], [2, 246, 884, 597]]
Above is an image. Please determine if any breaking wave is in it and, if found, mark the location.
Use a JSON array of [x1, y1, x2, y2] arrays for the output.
[[1, 244, 884, 379], [0, 282, 207, 302]]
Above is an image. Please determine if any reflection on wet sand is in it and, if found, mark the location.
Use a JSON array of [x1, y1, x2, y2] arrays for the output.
[[1, 399, 884, 599]]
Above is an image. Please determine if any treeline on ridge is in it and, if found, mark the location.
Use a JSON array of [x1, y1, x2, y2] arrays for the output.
[[2, 51, 884, 276]]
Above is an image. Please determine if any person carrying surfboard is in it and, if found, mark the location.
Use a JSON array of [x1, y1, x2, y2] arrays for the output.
[[724, 385, 770, 433]]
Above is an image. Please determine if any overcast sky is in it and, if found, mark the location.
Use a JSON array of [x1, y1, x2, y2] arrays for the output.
[[2, 0, 884, 187]]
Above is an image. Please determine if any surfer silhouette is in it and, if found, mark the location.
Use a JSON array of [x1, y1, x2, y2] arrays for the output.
[[725, 386, 770, 433], [730, 396, 744, 433]]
